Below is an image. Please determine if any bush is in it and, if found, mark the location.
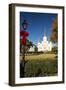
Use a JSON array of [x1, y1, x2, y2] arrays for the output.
[[20, 59, 58, 77]]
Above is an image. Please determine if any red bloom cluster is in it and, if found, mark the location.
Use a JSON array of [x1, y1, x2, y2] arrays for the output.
[[20, 31, 29, 45]]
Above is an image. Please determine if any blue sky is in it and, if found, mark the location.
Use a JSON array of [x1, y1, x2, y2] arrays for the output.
[[20, 12, 57, 45]]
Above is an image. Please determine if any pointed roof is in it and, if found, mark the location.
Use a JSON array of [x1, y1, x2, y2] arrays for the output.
[[44, 27, 46, 36], [44, 32, 46, 36]]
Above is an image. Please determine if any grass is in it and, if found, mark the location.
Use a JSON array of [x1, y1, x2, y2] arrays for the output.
[[20, 53, 57, 61], [20, 53, 58, 78]]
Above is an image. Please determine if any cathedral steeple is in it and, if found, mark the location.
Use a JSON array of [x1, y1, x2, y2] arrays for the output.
[[37, 30, 52, 52], [44, 32, 46, 36], [44, 27, 46, 37]]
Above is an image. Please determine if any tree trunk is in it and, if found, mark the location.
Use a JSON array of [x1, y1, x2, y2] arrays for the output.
[[20, 45, 25, 77]]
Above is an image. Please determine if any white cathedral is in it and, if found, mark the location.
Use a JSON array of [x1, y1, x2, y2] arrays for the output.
[[37, 33, 52, 52]]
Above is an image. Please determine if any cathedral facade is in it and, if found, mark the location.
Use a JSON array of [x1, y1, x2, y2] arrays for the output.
[[37, 33, 52, 52]]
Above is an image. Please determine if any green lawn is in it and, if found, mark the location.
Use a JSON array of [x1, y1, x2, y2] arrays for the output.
[[20, 53, 58, 77]]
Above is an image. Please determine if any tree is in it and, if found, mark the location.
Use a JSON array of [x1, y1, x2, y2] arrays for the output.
[[50, 17, 58, 43], [20, 38, 33, 53], [20, 20, 29, 77], [25, 39, 33, 53]]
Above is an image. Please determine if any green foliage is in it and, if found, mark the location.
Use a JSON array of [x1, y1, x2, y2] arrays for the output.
[[52, 47, 58, 53], [20, 39, 33, 53]]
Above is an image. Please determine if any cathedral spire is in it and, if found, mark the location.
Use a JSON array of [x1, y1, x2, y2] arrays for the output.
[[44, 27, 46, 36], [44, 32, 46, 36]]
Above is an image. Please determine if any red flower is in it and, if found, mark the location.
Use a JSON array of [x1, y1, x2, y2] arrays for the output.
[[20, 31, 29, 45]]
